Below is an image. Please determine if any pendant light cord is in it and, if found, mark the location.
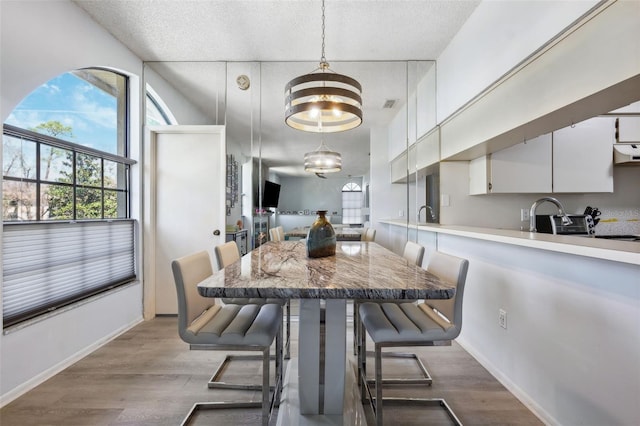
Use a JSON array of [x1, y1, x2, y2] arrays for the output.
[[320, 0, 328, 70]]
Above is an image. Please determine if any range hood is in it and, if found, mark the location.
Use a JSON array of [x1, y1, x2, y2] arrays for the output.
[[613, 144, 640, 165]]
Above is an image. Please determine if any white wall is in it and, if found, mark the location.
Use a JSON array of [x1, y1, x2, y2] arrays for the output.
[[436, 0, 599, 122], [428, 233, 640, 426], [370, 126, 409, 254], [144, 66, 212, 125], [0, 1, 147, 405]]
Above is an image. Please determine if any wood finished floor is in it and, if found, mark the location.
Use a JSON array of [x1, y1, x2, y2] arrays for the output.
[[0, 315, 543, 425]]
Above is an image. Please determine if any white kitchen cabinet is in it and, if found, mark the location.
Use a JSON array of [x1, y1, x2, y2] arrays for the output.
[[616, 117, 640, 142], [390, 151, 408, 183], [552, 117, 614, 193], [416, 128, 440, 172], [391, 128, 440, 184], [470, 117, 614, 195], [469, 133, 552, 194]]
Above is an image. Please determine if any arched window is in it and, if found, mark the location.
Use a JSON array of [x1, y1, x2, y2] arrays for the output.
[[146, 84, 176, 125], [3, 68, 132, 220], [2, 68, 136, 328], [342, 181, 363, 225]]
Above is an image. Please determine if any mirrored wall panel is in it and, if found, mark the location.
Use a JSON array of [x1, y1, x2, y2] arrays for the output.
[[143, 60, 437, 251]]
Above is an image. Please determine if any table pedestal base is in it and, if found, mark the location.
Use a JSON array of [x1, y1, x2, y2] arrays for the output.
[[277, 357, 367, 425], [298, 299, 347, 414]]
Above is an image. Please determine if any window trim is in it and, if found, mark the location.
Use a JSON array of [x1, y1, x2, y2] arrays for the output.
[[3, 124, 136, 166], [3, 125, 135, 222]]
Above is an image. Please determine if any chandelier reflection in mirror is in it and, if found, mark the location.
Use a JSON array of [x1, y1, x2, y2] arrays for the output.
[[304, 138, 342, 173], [285, 0, 363, 133]]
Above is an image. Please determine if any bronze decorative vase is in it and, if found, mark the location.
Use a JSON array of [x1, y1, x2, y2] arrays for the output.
[[306, 210, 336, 258]]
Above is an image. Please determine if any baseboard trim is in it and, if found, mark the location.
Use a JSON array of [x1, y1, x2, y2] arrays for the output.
[[456, 336, 558, 426]]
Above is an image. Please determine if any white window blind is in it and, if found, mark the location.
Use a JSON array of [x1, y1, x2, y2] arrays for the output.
[[2, 220, 136, 327], [342, 191, 363, 225]]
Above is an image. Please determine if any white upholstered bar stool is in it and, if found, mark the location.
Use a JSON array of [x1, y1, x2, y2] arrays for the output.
[[361, 227, 376, 242], [171, 251, 283, 426], [403, 240, 425, 266], [215, 241, 291, 362], [353, 241, 431, 387], [269, 226, 285, 241], [359, 240, 432, 385], [358, 251, 469, 426]]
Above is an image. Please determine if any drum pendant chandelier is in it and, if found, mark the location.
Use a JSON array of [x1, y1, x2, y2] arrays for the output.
[[285, 0, 363, 133], [304, 138, 342, 173]]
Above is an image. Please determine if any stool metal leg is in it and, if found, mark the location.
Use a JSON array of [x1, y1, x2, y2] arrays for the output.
[[206, 353, 268, 390], [180, 339, 283, 426], [180, 401, 262, 426], [285, 299, 291, 360], [375, 343, 383, 426], [381, 398, 463, 425], [262, 346, 270, 425], [365, 350, 433, 385], [188, 345, 280, 390], [363, 341, 463, 426], [359, 318, 368, 404]]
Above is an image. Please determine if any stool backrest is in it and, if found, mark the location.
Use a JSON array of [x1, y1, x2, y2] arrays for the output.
[[171, 251, 215, 340], [215, 240, 240, 270], [269, 226, 285, 241], [402, 241, 425, 266], [362, 227, 376, 242], [424, 251, 469, 331]]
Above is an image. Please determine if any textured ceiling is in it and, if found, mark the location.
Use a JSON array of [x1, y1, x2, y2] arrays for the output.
[[73, 0, 480, 177]]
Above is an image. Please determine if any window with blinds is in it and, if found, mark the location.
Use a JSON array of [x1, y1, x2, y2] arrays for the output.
[[2, 68, 136, 328], [342, 182, 363, 225], [2, 220, 136, 327]]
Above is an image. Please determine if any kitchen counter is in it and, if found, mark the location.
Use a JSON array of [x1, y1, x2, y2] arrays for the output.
[[379, 219, 640, 266], [380, 219, 639, 426]]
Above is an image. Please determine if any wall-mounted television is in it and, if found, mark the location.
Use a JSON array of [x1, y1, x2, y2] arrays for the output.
[[262, 180, 281, 208]]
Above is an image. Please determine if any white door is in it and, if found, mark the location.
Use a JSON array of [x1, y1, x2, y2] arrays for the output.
[[145, 126, 226, 315]]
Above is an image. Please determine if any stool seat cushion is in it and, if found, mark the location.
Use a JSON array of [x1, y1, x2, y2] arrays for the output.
[[359, 302, 457, 343], [185, 303, 282, 347], [222, 297, 286, 306]]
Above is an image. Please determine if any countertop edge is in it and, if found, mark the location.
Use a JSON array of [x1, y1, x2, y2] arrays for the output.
[[378, 219, 640, 266]]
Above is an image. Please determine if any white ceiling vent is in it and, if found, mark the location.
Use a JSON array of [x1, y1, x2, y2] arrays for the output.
[[382, 99, 397, 109]]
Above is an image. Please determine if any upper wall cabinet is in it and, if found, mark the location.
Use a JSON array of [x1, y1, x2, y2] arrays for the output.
[[553, 117, 614, 193], [390, 150, 409, 184], [391, 129, 440, 184], [470, 117, 615, 194], [469, 133, 552, 194], [616, 117, 640, 142]]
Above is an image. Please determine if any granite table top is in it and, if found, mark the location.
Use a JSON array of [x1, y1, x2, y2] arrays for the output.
[[197, 241, 455, 300], [285, 227, 362, 240]]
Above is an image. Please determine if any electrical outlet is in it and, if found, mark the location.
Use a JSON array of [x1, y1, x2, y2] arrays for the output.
[[498, 309, 507, 329], [520, 208, 530, 221], [398, 210, 404, 217]]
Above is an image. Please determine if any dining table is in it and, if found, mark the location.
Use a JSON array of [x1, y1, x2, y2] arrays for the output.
[[197, 240, 455, 418]]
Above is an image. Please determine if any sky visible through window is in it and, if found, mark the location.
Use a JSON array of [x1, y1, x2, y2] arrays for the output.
[[5, 73, 117, 154]]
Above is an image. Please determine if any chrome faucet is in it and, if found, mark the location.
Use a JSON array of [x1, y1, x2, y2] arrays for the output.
[[418, 205, 436, 223], [529, 197, 572, 232]]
